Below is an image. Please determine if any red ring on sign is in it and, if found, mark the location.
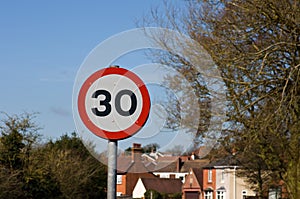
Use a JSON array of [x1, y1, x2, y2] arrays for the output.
[[78, 67, 150, 140]]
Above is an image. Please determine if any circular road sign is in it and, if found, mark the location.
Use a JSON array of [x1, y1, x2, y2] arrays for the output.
[[78, 67, 151, 140]]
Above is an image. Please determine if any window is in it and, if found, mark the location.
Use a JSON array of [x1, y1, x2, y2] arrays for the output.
[[117, 192, 122, 196], [208, 169, 212, 183], [116, 175, 122, 184], [204, 191, 213, 199], [221, 169, 225, 183], [268, 187, 281, 199], [217, 191, 225, 199]]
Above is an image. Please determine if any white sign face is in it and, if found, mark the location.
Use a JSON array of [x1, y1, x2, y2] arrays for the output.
[[78, 67, 150, 140], [85, 74, 143, 132]]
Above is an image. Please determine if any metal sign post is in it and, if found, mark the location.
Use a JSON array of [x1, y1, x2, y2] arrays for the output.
[[77, 66, 150, 199], [107, 140, 117, 199]]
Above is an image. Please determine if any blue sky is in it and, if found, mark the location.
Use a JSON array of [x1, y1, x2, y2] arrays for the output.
[[0, 1, 174, 140]]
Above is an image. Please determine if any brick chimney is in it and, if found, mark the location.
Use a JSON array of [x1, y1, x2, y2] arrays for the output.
[[191, 152, 195, 160], [109, 65, 120, 68], [131, 143, 142, 162], [176, 157, 182, 172]]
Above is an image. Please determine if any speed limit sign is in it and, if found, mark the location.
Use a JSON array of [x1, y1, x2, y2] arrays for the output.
[[77, 67, 150, 140]]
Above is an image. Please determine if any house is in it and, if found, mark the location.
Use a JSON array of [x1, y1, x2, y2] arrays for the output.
[[202, 165, 216, 199], [203, 154, 256, 199], [181, 153, 258, 199], [182, 168, 203, 199], [116, 143, 156, 197], [132, 177, 182, 198], [115, 143, 215, 197], [152, 157, 209, 183], [152, 156, 186, 182]]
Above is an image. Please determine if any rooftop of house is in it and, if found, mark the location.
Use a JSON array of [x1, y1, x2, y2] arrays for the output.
[[117, 143, 210, 174], [204, 153, 241, 168], [150, 156, 179, 172], [191, 168, 203, 183], [180, 159, 209, 172], [139, 177, 182, 194], [117, 156, 134, 173], [182, 167, 204, 189], [117, 144, 150, 173], [192, 146, 212, 159]]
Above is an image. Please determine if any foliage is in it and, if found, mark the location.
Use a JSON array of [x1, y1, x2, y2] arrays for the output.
[[0, 168, 23, 199], [144, 189, 181, 199], [162, 192, 182, 199], [145, 0, 300, 198], [125, 142, 160, 153], [142, 143, 160, 153], [43, 133, 107, 199], [0, 113, 107, 199], [144, 189, 162, 199], [0, 112, 39, 170], [164, 145, 185, 156]]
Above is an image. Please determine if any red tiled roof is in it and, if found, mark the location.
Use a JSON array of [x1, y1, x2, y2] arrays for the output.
[[127, 160, 149, 173], [204, 154, 240, 168], [117, 148, 209, 173], [151, 156, 179, 172], [193, 146, 211, 158], [140, 178, 182, 194], [153, 161, 178, 172], [117, 154, 150, 173], [117, 156, 133, 173], [192, 168, 203, 184], [180, 159, 209, 172]]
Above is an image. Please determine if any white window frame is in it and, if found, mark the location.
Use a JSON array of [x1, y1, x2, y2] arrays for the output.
[[116, 175, 122, 184], [208, 169, 212, 183], [217, 191, 225, 199], [221, 169, 225, 183], [117, 192, 122, 196], [268, 187, 281, 199], [204, 191, 213, 199]]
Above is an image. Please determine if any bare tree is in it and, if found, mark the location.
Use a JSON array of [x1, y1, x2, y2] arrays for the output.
[[144, 0, 300, 198]]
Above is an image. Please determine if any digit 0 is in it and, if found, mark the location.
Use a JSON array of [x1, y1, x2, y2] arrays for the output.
[[115, 90, 137, 116], [91, 89, 137, 117]]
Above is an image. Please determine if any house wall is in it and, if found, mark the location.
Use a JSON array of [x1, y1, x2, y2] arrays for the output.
[[229, 168, 236, 199], [216, 168, 230, 198], [126, 173, 155, 196], [116, 173, 156, 196], [116, 174, 127, 196], [116, 173, 155, 196], [153, 172, 188, 183], [235, 174, 256, 199], [215, 167, 256, 199], [182, 170, 201, 199], [202, 168, 216, 198], [132, 178, 146, 199]]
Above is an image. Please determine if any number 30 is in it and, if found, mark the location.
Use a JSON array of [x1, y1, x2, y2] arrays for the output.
[[91, 89, 137, 117]]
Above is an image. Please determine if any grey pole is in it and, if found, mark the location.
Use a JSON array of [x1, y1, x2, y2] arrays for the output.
[[107, 140, 117, 199], [107, 65, 119, 199]]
